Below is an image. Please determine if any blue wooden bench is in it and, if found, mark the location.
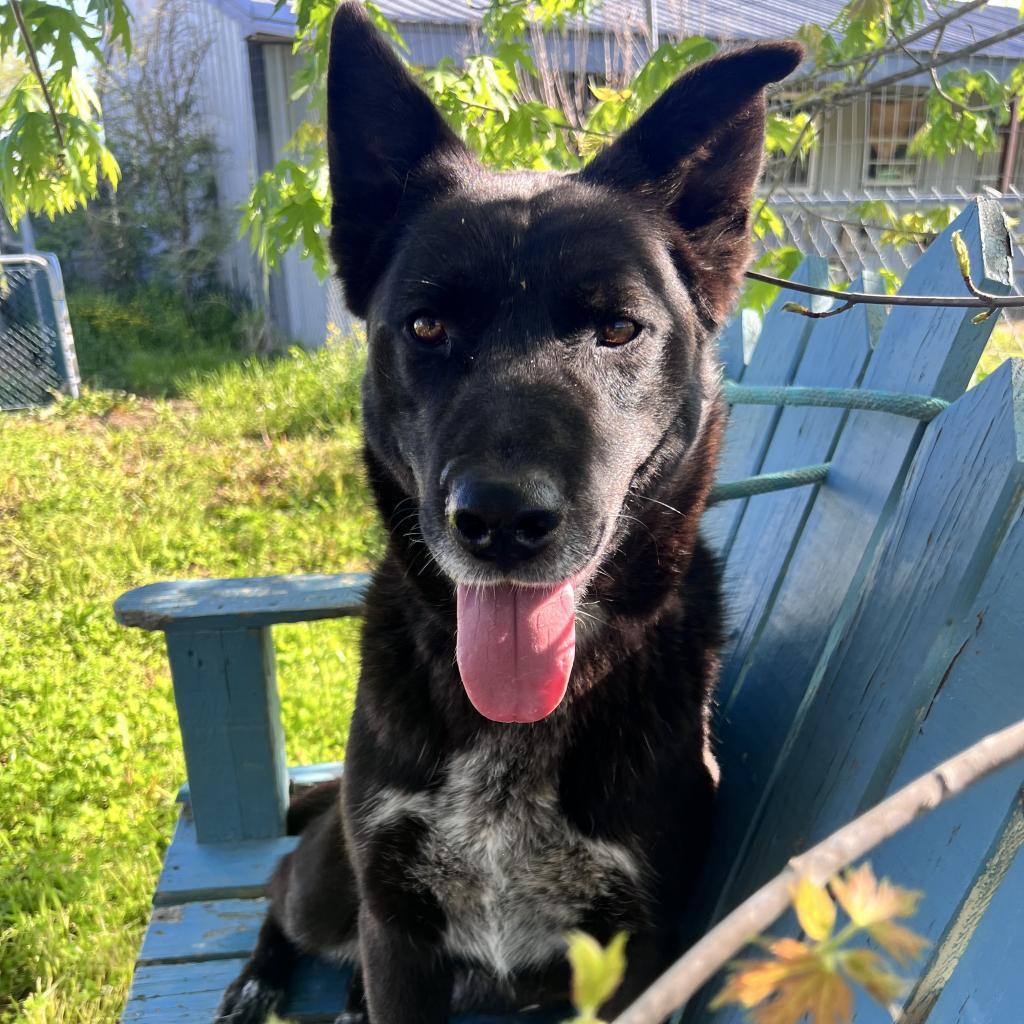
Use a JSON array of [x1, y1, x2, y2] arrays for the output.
[[114, 198, 1023, 1023]]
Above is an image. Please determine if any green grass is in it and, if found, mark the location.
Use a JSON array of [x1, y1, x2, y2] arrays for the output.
[[0, 315, 381, 1023], [68, 288, 255, 397]]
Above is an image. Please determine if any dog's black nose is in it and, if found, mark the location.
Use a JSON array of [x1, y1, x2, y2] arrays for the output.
[[446, 472, 563, 564]]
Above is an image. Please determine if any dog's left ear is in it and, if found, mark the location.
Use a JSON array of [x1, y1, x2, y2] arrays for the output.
[[326, 4, 475, 317], [580, 42, 803, 326]]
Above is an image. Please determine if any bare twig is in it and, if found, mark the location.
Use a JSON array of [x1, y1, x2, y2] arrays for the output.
[[611, 718, 1024, 1024], [746, 270, 1021, 310], [9, 0, 66, 156], [926, 66, 995, 115], [744, 228, 1024, 319], [782, 298, 855, 319]]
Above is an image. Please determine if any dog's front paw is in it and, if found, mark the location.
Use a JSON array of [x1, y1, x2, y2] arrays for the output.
[[215, 965, 284, 1024]]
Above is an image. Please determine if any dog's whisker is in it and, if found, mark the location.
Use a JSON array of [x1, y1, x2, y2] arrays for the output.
[[628, 492, 688, 517]]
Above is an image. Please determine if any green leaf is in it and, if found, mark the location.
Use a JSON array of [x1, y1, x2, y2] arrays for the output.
[[566, 931, 628, 1019], [951, 230, 972, 280]]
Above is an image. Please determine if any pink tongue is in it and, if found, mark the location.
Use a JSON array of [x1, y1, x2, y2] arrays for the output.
[[456, 582, 576, 723]]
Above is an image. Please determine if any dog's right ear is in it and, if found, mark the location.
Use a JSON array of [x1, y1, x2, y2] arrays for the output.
[[580, 42, 803, 327], [327, 4, 473, 317]]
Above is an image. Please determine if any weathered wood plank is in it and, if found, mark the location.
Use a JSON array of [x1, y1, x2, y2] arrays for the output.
[[166, 628, 288, 842], [155, 809, 298, 906], [703, 256, 830, 557], [716, 274, 883, 710], [919, 837, 1024, 1024], [115, 572, 370, 632], [139, 898, 269, 965], [691, 480, 1024, 1024], [729, 358, 1023, 904], [855, 498, 1024, 1024], [177, 761, 343, 802], [122, 958, 252, 1022], [701, 200, 1013, 923], [125, 954, 564, 1021], [123, 956, 351, 1022], [697, 280, 883, 926]]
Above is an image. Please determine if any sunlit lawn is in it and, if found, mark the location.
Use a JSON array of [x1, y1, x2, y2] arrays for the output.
[[0, 313, 380, 1023]]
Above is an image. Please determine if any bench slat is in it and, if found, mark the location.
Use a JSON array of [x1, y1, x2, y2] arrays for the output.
[[115, 572, 370, 632], [176, 760, 343, 802], [694, 279, 883, 924], [716, 273, 883, 710], [727, 358, 1023, 902], [920, 848, 1024, 1024], [155, 809, 299, 906], [696, 200, 1014, 927], [122, 957, 352, 1022], [122, 958, 250, 1022], [703, 465, 1024, 1024], [715, 306, 760, 382], [125, 955, 563, 1022], [703, 255, 829, 556], [139, 898, 269, 965]]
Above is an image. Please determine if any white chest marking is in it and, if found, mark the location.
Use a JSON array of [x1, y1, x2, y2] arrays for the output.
[[366, 736, 642, 978]]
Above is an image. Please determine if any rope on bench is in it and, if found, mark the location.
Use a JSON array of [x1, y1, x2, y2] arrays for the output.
[[723, 382, 950, 422], [708, 463, 831, 505], [709, 382, 951, 503]]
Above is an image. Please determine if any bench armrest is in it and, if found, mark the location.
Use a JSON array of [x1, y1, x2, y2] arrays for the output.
[[114, 572, 370, 632], [114, 572, 369, 845]]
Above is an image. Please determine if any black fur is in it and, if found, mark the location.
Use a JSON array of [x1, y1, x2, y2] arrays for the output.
[[216, 6, 802, 1023]]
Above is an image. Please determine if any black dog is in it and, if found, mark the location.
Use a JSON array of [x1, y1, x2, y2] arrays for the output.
[[216, 7, 801, 1022]]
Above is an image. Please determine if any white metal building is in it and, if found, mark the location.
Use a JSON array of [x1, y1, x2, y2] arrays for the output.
[[175, 0, 1024, 345]]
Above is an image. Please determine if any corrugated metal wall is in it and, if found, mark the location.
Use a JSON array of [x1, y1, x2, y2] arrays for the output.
[[185, 0, 264, 304]]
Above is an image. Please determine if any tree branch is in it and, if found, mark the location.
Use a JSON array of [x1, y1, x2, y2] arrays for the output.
[[9, 0, 66, 156], [744, 243, 1024, 318], [611, 718, 1024, 1024], [927, 66, 996, 115], [800, 0, 989, 76], [800, 22, 1024, 114]]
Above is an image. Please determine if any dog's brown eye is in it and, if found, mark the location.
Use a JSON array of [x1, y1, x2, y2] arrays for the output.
[[599, 318, 640, 346], [409, 314, 447, 345]]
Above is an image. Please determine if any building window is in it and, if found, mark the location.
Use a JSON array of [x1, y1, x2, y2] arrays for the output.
[[864, 94, 924, 186]]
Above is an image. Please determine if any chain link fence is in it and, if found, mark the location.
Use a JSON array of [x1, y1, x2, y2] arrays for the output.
[[0, 254, 80, 411]]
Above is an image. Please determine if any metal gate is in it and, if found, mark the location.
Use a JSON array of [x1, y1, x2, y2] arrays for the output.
[[0, 253, 80, 411]]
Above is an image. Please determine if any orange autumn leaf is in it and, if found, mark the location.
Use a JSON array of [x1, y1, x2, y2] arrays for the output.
[[712, 943, 816, 1010], [716, 865, 926, 1023], [712, 958, 806, 1010], [867, 920, 930, 966], [829, 864, 922, 928], [751, 968, 854, 1024], [841, 949, 906, 1006], [792, 876, 836, 941], [770, 938, 815, 960]]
